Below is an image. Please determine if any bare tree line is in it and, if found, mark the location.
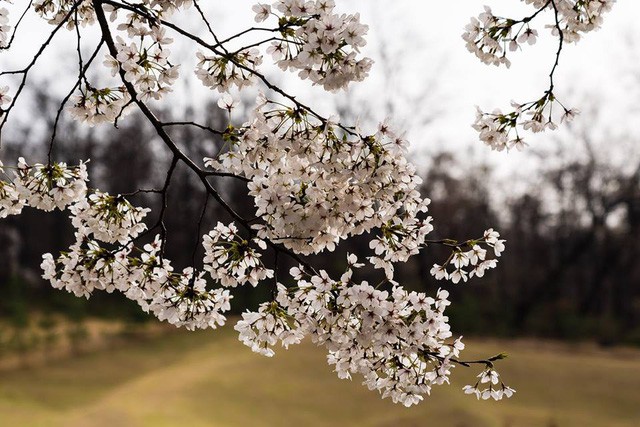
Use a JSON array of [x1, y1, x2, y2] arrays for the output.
[[1, 83, 638, 344]]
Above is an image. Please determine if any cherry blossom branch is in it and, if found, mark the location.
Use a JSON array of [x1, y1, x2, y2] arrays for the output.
[[92, 0, 317, 274], [191, 0, 224, 49], [100, 0, 358, 135], [466, 0, 612, 151], [0, 0, 84, 138], [161, 120, 224, 136], [548, 0, 565, 93], [3, 0, 600, 407], [48, 40, 105, 162], [191, 186, 209, 267], [426, 350, 507, 368], [152, 154, 178, 256]]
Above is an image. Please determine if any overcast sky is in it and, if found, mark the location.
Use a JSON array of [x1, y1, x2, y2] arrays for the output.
[[2, 1, 639, 174]]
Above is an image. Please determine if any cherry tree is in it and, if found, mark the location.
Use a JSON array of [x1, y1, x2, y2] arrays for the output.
[[0, 0, 614, 407]]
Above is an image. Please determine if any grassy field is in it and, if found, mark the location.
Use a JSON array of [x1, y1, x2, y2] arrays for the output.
[[0, 325, 638, 427]]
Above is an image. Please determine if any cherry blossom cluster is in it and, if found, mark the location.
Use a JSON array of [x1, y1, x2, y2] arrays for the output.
[[68, 84, 132, 126], [235, 300, 305, 357], [149, 267, 231, 330], [12, 157, 88, 211], [41, 232, 126, 299], [235, 259, 514, 407], [41, 234, 232, 330], [0, 160, 147, 245], [430, 229, 505, 284], [72, 13, 181, 124], [103, 29, 180, 101], [0, 158, 233, 330], [195, 48, 262, 93], [257, 0, 373, 91], [524, 0, 615, 43], [462, 6, 532, 68], [463, 367, 516, 401], [472, 98, 579, 152], [463, 1, 615, 68], [205, 95, 431, 264], [369, 214, 434, 280], [34, 0, 95, 28], [1, 158, 88, 217], [202, 222, 274, 287], [69, 191, 151, 244], [36, 1, 189, 125], [0, 2, 10, 48]]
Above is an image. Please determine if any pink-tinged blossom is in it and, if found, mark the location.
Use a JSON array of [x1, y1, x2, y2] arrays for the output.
[[255, 0, 372, 91], [70, 191, 150, 244], [252, 3, 271, 22], [202, 222, 274, 288], [13, 158, 88, 211]]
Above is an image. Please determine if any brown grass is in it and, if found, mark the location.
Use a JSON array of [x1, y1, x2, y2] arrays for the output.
[[0, 324, 638, 427]]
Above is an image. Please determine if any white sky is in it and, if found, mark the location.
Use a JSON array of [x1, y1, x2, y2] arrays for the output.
[[2, 0, 639, 175]]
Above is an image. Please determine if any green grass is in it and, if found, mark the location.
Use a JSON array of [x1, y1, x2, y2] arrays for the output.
[[0, 325, 639, 427]]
